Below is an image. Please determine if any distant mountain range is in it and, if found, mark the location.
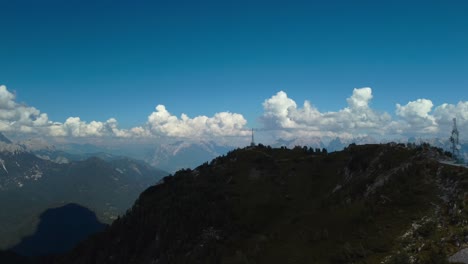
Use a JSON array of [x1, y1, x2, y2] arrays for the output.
[[142, 140, 233, 173], [0, 133, 168, 252], [13, 134, 466, 174], [8, 137, 234, 174]]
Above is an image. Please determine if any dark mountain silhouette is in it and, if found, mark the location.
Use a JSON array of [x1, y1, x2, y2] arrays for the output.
[[0, 250, 30, 264], [34, 143, 467, 263], [11, 203, 107, 257]]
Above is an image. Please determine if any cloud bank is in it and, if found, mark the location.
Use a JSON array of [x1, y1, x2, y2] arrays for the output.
[[260, 88, 467, 140], [0, 85, 466, 143], [147, 105, 248, 138], [0, 85, 249, 140]]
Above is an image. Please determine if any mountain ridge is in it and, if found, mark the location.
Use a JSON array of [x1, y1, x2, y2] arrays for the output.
[[38, 143, 468, 264]]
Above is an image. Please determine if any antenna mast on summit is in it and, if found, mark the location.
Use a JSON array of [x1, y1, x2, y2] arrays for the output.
[[250, 128, 256, 147], [450, 118, 460, 159]]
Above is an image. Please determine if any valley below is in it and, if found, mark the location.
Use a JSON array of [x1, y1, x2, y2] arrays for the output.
[[0, 134, 168, 254]]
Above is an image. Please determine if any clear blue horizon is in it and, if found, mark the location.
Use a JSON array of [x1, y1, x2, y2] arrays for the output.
[[0, 0, 467, 142]]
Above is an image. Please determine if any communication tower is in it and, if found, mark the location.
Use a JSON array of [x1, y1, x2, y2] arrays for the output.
[[450, 118, 460, 159], [250, 128, 256, 147]]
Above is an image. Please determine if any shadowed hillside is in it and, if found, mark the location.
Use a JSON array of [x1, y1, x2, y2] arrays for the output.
[[11, 203, 107, 257], [12, 144, 468, 263]]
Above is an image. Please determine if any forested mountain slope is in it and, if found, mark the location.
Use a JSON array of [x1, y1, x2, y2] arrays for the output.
[[33, 144, 468, 263]]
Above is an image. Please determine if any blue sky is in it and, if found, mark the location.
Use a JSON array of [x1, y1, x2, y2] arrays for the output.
[[0, 0, 467, 143]]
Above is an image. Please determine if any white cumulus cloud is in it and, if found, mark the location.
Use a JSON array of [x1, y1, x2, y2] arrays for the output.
[[146, 104, 249, 138], [0, 85, 52, 133], [0, 85, 250, 141], [0, 85, 133, 138], [433, 101, 468, 135], [346, 87, 373, 108], [261, 88, 391, 139], [393, 99, 438, 134]]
